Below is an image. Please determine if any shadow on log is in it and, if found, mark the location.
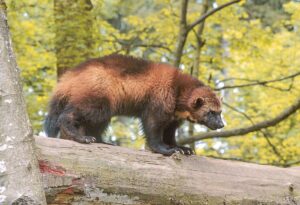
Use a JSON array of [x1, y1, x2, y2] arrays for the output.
[[35, 136, 300, 205]]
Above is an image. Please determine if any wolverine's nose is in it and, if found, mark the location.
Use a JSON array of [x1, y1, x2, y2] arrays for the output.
[[217, 120, 224, 129]]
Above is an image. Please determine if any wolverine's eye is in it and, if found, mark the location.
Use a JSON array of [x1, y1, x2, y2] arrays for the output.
[[209, 111, 216, 115], [209, 111, 222, 115]]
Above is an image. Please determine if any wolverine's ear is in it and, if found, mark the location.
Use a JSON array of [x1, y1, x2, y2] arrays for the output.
[[193, 97, 204, 109]]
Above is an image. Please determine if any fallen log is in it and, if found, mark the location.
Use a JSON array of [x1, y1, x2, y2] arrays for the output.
[[35, 136, 300, 205]]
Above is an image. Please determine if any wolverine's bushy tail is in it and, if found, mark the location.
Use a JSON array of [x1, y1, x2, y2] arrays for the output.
[[44, 95, 67, 138]]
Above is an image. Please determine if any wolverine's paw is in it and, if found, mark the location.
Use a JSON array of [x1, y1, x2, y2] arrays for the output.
[[161, 147, 185, 156], [74, 136, 96, 144], [84, 136, 96, 143], [151, 145, 182, 156], [170, 146, 194, 155], [172, 147, 185, 155]]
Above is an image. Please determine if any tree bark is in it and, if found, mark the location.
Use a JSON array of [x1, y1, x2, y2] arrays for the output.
[[0, 1, 46, 204], [36, 136, 300, 205], [173, 0, 188, 68]]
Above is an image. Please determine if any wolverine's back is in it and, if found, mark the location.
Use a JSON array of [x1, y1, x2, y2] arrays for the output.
[[54, 54, 178, 115]]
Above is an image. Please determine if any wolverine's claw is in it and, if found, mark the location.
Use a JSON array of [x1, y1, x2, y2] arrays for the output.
[[172, 147, 185, 155], [175, 146, 194, 155], [83, 136, 96, 144]]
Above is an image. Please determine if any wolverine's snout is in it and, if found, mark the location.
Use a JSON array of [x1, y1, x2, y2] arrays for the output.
[[215, 120, 224, 129], [203, 112, 224, 130]]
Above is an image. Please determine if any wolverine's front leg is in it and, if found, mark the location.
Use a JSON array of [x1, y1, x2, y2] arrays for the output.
[[142, 113, 184, 156], [58, 107, 96, 143], [163, 121, 194, 155]]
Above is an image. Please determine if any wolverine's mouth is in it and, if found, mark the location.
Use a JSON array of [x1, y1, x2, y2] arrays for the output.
[[203, 122, 224, 130], [198, 120, 218, 130]]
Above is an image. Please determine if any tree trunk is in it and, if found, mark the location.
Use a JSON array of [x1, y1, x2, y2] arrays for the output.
[[173, 0, 188, 68], [36, 136, 300, 205], [0, 1, 46, 204], [54, 0, 95, 78]]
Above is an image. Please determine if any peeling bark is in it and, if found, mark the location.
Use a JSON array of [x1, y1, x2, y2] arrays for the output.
[[36, 136, 300, 205]]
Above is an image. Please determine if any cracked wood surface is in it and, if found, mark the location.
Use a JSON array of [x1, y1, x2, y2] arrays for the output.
[[35, 136, 300, 205]]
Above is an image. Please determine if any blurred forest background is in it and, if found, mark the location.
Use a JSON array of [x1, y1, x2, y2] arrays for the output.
[[5, 0, 300, 167]]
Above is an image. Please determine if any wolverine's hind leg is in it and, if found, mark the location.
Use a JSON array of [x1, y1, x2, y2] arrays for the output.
[[58, 97, 112, 144]]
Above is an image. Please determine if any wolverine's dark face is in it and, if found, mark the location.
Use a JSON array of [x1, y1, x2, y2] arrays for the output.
[[187, 87, 224, 130], [200, 110, 224, 130]]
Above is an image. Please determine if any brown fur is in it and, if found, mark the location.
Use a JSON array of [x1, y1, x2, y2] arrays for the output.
[[44, 54, 223, 155]]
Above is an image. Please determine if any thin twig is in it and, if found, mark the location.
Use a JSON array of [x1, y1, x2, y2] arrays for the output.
[[215, 71, 300, 91], [283, 160, 300, 167], [187, 0, 241, 32], [224, 103, 283, 161], [173, 0, 240, 67]]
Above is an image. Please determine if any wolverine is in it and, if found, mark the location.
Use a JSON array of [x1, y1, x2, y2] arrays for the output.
[[44, 54, 224, 156]]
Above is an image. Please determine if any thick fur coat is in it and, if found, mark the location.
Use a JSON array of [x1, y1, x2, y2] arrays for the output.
[[45, 54, 223, 155]]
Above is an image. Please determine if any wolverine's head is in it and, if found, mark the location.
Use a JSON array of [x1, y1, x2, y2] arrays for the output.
[[176, 86, 224, 130], [189, 87, 224, 130]]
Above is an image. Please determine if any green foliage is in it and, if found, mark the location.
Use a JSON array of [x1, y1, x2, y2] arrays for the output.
[[54, 0, 98, 76], [6, 0, 300, 166], [195, 0, 300, 166], [6, 0, 56, 130]]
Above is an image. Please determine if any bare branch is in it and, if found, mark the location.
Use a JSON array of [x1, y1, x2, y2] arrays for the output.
[[260, 130, 283, 162], [179, 97, 300, 144], [224, 103, 283, 161], [223, 102, 254, 124], [37, 136, 300, 204], [191, 0, 209, 77], [284, 160, 300, 167], [180, 0, 188, 28], [215, 71, 300, 91], [173, 0, 189, 67], [187, 0, 241, 32], [173, 0, 240, 67]]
